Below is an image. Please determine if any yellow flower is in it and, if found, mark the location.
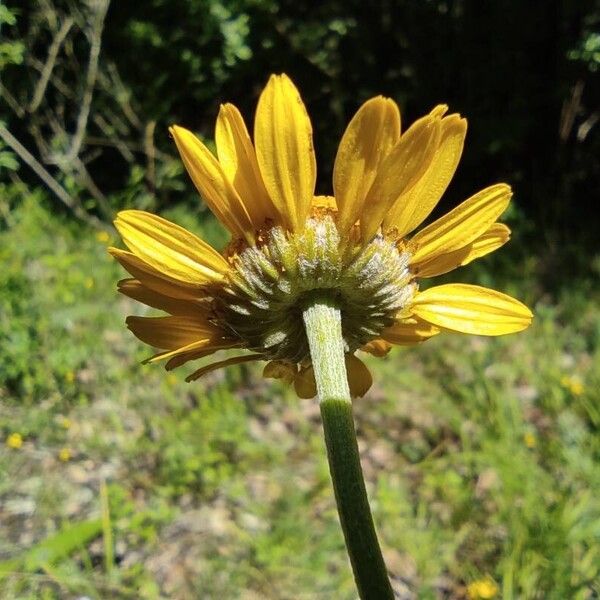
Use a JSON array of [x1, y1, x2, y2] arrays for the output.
[[65, 371, 75, 384], [57, 415, 72, 429], [96, 230, 111, 244], [561, 375, 584, 396], [524, 431, 536, 448], [6, 432, 23, 449], [467, 577, 499, 599], [570, 381, 584, 396], [110, 74, 532, 397], [58, 447, 72, 462]]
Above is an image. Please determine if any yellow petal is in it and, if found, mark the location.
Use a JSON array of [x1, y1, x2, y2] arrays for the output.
[[312, 195, 337, 211], [114, 210, 228, 285], [166, 346, 222, 370], [146, 339, 240, 364], [361, 114, 441, 242], [294, 364, 317, 398], [385, 114, 467, 237], [381, 317, 440, 345], [460, 223, 511, 266], [412, 223, 510, 278], [333, 97, 401, 235], [170, 125, 255, 240], [293, 356, 372, 399], [186, 354, 262, 382], [263, 360, 298, 384], [117, 278, 204, 316], [345, 354, 373, 397], [109, 247, 202, 300], [410, 283, 533, 336], [126, 315, 223, 350], [215, 103, 277, 227], [254, 74, 316, 231], [361, 339, 392, 357], [409, 184, 511, 265]]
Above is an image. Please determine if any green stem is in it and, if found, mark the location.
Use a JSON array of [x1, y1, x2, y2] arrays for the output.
[[302, 296, 393, 600]]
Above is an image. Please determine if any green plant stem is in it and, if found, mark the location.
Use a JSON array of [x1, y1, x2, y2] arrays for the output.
[[302, 296, 393, 600]]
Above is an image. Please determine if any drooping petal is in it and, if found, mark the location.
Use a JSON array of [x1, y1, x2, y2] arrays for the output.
[[146, 339, 240, 365], [186, 354, 262, 382], [459, 223, 511, 266], [333, 97, 401, 235], [345, 354, 373, 397], [114, 210, 228, 285], [412, 223, 510, 278], [254, 74, 316, 232], [170, 125, 255, 240], [117, 279, 205, 316], [410, 283, 533, 336], [215, 103, 277, 227], [126, 315, 223, 350], [361, 339, 392, 357], [263, 360, 298, 384], [381, 317, 441, 345], [408, 184, 511, 265], [361, 114, 441, 242], [165, 346, 224, 370], [385, 114, 467, 238], [293, 355, 372, 399], [294, 364, 317, 399], [109, 247, 203, 300]]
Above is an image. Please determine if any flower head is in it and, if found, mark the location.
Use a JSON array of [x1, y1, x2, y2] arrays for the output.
[[6, 432, 23, 449], [111, 74, 532, 397], [467, 577, 499, 599]]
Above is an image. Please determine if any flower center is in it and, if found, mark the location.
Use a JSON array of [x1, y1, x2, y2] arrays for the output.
[[213, 215, 416, 363]]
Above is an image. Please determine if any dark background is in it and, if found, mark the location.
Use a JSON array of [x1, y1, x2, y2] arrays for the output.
[[1, 0, 599, 266]]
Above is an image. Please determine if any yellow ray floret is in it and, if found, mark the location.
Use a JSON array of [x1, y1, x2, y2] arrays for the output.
[[410, 284, 533, 336], [333, 96, 401, 235], [170, 126, 256, 241], [215, 103, 277, 227], [385, 112, 467, 237], [412, 223, 510, 278], [360, 113, 441, 242], [114, 210, 228, 284], [254, 74, 316, 232], [408, 183, 511, 264]]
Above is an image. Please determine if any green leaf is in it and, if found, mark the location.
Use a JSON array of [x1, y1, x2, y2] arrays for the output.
[[0, 519, 102, 580]]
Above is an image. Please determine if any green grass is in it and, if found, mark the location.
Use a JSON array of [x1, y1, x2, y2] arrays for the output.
[[0, 196, 599, 599]]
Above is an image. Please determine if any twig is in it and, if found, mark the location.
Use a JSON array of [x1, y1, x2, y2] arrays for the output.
[[0, 122, 107, 230], [67, 0, 110, 161], [144, 120, 157, 192], [28, 16, 74, 112]]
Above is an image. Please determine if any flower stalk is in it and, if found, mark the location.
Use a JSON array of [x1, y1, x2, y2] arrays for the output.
[[302, 295, 394, 600]]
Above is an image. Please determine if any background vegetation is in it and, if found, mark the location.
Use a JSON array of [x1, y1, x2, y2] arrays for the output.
[[1, 1, 599, 598]]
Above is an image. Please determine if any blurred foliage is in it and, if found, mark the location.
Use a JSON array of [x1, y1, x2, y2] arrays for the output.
[[0, 200, 598, 598]]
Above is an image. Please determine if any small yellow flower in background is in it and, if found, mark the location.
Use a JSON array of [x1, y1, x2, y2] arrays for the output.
[[85, 277, 95, 290], [96, 230, 111, 243], [65, 371, 75, 384], [467, 577, 499, 599], [524, 431, 536, 448], [57, 415, 72, 429], [570, 381, 584, 396], [561, 375, 584, 396], [110, 74, 532, 397], [6, 432, 23, 449], [58, 447, 72, 462]]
